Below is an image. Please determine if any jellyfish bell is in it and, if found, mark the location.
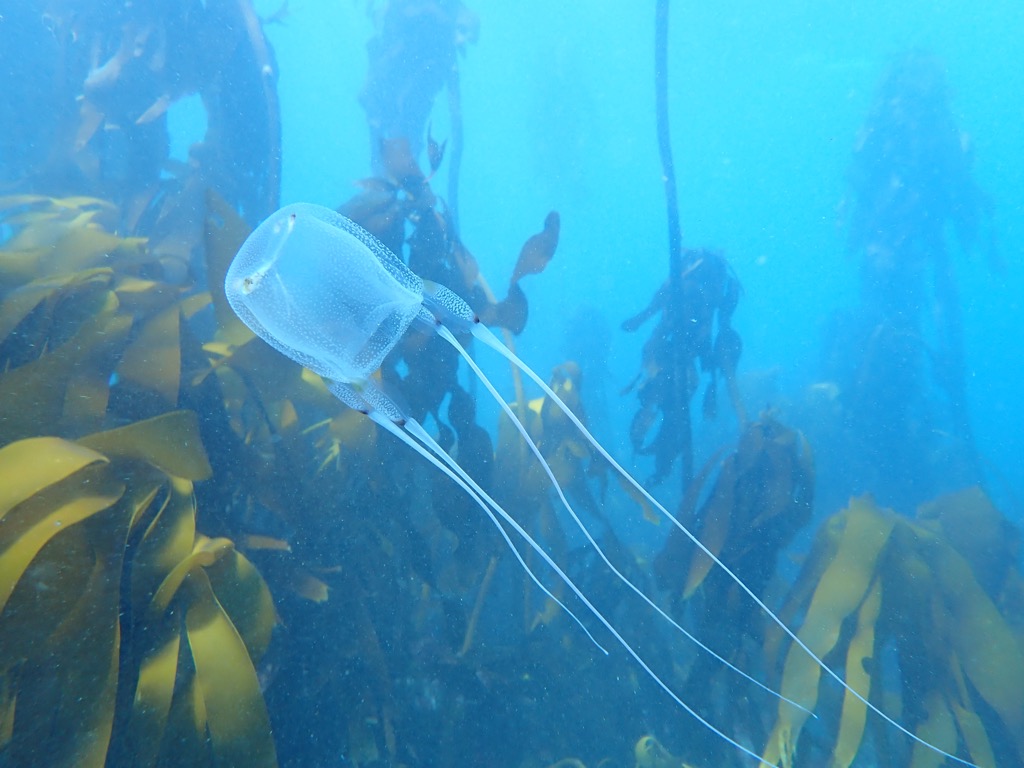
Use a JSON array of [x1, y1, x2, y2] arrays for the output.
[[225, 202, 977, 768]]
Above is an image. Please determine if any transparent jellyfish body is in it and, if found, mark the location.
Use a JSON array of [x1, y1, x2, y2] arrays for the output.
[[225, 203, 974, 768]]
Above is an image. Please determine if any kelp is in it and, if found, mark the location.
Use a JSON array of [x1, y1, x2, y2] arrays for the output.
[[827, 52, 996, 507], [198, 181, 588, 768], [361, 0, 479, 185], [0, 194, 284, 767], [343, 137, 558, 339], [622, 249, 744, 488], [650, 416, 813, 765], [1, 0, 280, 231], [490, 361, 612, 633], [0, 414, 276, 768], [0, 196, 203, 440], [634, 735, 698, 768], [666, 415, 813, 603], [762, 489, 1024, 768]]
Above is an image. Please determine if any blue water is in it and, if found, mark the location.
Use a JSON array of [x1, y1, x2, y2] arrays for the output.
[[256, 0, 1023, 516]]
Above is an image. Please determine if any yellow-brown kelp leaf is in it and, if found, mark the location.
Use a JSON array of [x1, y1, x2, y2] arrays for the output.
[[0, 215, 146, 285], [681, 458, 736, 597], [0, 296, 131, 443], [130, 477, 198, 611], [37, 504, 128, 768], [910, 692, 960, 768], [0, 267, 112, 344], [762, 496, 895, 767], [946, 658, 997, 768], [116, 303, 183, 405], [130, 631, 182, 768], [0, 469, 123, 616], [917, 486, 1019, 595], [204, 191, 256, 342], [0, 446, 128, 768], [511, 211, 560, 286], [185, 567, 278, 768], [921, 530, 1024, 755], [204, 541, 277, 661], [0, 437, 107, 518], [634, 734, 695, 768], [127, 481, 276, 768], [832, 578, 882, 768], [79, 410, 213, 482], [667, 418, 812, 600], [765, 488, 1022, 767]]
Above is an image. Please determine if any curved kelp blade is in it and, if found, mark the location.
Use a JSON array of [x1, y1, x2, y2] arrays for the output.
[[0, 415, 275, 766], [0, 299, 130, 443], [0, 459, 128, 768], [79, 410, 213, 482], [185, 567, 277, 768], [764, 490, 1021, 767], [762, 496, 895, 766], [832, 578, 883, 768], [116, 303, 183, 406]]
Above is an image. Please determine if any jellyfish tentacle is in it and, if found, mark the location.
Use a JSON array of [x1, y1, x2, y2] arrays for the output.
[[335, 381, 606, 654], [436, 325, 811, 714], [472, 324, 985, 768], [356, 395, 777, 768]]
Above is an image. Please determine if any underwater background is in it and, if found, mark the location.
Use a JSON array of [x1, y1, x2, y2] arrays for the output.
[[0, 1, 1022, 767]]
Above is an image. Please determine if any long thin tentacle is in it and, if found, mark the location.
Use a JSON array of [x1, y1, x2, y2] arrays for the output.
[[437, 325, 810, 714], [471, 322, 978, 768], [367, 405, 777, 767], [341, 389, 606, 654]]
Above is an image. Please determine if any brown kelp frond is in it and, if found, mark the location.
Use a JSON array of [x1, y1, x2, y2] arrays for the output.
[[762, 491, 1024, 768], [2, 3, 279, 226], [656, 415, 814, 606], [487, 360, 624, 640], [648, 416, 813, 765], [0, 196, 212, 440], [0, 195, 148, 288], [622, 248, 743, 488], [0, 413, 277, 768]]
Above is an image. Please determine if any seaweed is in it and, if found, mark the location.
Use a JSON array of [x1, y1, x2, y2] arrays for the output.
[[1, 0, 280, 246], [826, 52, 998, 507], [0, 415, 276, 768], [648, 416, 813, 766], [762, 489, 1024, 768], [622, 249, 744, 488], [626, 0, 746, 492], [0, 195, 282, 767]]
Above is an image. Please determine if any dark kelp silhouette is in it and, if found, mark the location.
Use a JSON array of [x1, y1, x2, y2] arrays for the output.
[[0, 0, 280, 247], [360, 0, 478, 228], [652, 416, 814, 766], [827, 51, 997, 508], [622, 249, 745, 488], [624, 2, 745, 490]]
